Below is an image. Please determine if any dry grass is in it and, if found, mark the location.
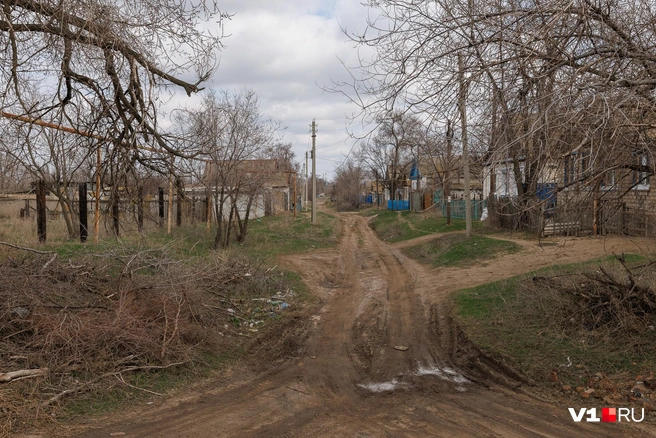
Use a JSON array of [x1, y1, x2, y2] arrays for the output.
[[0, 213, 172, 247], [0, 216, 71, 246], [0, 242, 299, 434], [0, 211, 332, 434]]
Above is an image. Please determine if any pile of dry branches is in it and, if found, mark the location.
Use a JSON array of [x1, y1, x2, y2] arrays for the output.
[[0, 243, 293, 433], [532, 255, 656, 334]]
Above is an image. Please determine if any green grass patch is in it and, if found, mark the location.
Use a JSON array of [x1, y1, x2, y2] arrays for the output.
[[238, 211, 339, 260], [453, 255, 656, 386], [403, 234, 521, 267], [367, 210, 485, 243], [43, 211, 339, 263]]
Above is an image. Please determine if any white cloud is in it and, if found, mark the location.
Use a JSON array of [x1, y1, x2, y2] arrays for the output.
[[194, 0, 375, 177]]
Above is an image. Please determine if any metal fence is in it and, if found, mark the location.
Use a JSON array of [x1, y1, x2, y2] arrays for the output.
[[439, 199, 487, 220], [387, 200, 410, 210]]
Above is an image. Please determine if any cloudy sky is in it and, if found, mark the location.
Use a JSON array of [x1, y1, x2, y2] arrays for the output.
[[198, 0, 374, 180]]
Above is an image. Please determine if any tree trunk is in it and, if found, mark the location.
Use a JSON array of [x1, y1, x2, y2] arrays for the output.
[[445, 119, 453, 225], [36, 180, 47, 243], [213, 188, 226, 249], [236, 192, 255, 243], [111, 191, 120, 237], [59, 193, 77, 239]]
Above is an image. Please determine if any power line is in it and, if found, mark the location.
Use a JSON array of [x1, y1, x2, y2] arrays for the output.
[[317, 137, 352, 149]]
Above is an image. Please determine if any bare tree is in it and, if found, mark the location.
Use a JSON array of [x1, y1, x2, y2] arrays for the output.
[[261, 142, 298, 173], [1, 0, 228, 173], [419, 120, 456, 223], [357, 111, 425, 207], [178, 90, 280, 249], [334, 159, 367, 211], [0, 106, 94, 237], [340, 0, 656, 231]]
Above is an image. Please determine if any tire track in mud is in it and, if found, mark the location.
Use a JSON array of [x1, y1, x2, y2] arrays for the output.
[[76, 214, 655, 438]]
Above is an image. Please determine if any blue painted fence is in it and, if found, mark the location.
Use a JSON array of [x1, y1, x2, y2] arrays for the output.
[[387, 200, 410, 211]]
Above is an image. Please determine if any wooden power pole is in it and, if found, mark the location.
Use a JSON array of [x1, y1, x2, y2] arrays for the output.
[[36, 180, 46, 243], [79, 182, 88, 242]]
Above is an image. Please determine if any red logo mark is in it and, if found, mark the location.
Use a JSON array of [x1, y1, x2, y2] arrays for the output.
[[602, 408, 616, 423]]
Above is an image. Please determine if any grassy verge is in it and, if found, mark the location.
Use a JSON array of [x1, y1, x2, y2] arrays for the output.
[[402, 234, 521, 267], [42, 211, 338, 261], [453, 255, 656, 391], [367, 210, 487, 243], [239, 211, 339, 259], [367, 210, 468, 243]]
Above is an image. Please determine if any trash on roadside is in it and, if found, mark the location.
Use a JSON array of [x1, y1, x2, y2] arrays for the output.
[[11, 307, 29, 318]]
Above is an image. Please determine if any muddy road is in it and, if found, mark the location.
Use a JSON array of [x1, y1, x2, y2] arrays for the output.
[[77, 213, 656, 437]]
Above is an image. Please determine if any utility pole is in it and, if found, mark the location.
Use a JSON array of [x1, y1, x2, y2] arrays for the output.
[[94, 145, 101, 243], [293, 172, 297, 219], [311, 120, 317, 225], [283, 171, 298, 219], [167, 157, 174, 235], [458, 53, 473, 239], [445, 119, 453, 226], [301, 162, 305, 211], [305, 151, 309, 211]]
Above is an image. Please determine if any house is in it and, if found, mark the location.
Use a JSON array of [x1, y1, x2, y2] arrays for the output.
[[482, 146, 656, 236], [201, 159, 292, 218]]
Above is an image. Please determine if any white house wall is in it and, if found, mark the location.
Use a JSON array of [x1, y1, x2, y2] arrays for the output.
[[483, 161, 524, 198], [213, 193, 266, 221], [484, 161, 559, 199]]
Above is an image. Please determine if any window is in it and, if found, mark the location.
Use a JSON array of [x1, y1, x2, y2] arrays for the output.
[[632, 152, 650, 190], [601, 170, 617, 190], [563, 151, 590, 186]]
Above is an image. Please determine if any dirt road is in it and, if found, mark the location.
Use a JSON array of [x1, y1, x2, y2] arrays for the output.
[[76, 213, 656, 437]]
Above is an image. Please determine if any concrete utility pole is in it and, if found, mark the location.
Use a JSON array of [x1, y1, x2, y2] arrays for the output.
[[305, 151, 309, 211], [311, 120, 317, 225], [301, 162, 305, 211], [458, 53, 473, 239]]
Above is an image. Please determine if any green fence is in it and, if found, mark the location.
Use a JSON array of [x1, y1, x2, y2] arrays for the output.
[[434, 191, 486, 220]]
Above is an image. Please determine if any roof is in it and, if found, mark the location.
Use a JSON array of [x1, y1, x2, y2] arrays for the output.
[[203, 159, 289, 188]]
